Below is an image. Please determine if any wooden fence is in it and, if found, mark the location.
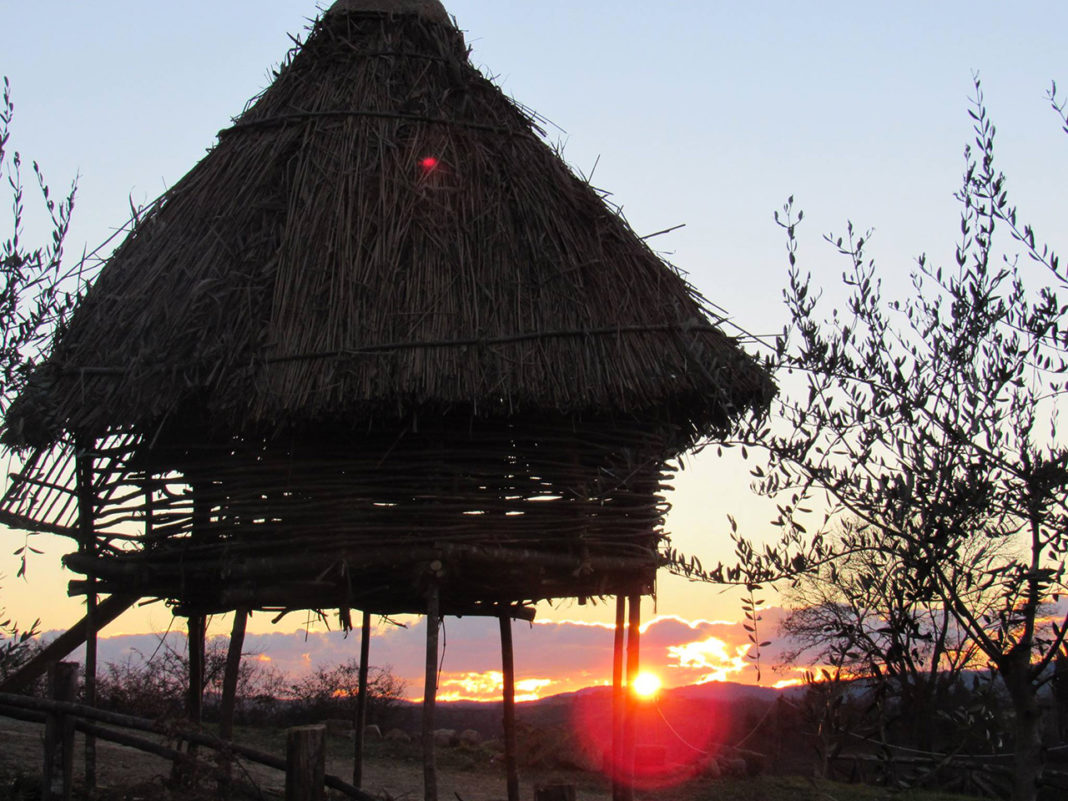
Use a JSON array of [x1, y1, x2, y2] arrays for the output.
[[0, 665, 376, 801], [829, 745, 1068, 798]]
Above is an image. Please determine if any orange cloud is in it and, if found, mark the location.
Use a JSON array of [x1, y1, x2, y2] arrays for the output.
[[516, 678, 553, 701], [666, 636, 751, 683], [437, 671, 502, 702], [435, 671, 555, 703], [638, 614, 737, 634], [533, 618, 616, 631]]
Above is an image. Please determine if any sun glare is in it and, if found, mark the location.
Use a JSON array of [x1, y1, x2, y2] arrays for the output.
[[631, 671, 662, 699]]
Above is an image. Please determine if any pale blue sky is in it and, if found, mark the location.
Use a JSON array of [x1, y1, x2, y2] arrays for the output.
[[2, 1, 1067, 635]]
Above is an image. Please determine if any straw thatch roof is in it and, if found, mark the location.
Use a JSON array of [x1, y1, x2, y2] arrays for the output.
[[3, 0, 770, 451], [0, 1, 775, 618], [330, 0, 451, 23]]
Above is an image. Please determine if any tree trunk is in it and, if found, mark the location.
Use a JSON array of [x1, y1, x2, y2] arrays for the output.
[[1003, 660, 1042, 801]]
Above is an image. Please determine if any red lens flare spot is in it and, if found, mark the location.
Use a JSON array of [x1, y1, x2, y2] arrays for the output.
[[569, 689, 724, 791], [419, 156, 440, 172]]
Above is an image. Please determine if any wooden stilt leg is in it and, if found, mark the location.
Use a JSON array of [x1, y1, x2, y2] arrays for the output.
[[76, 439, 98, 793], [84, 589, 97, 790], [611, 595, 626, 801], [218, 608, 248, 796], [423, 585, 440, 801], [500, 614, 519, 801], [621, 594, 642, 801], [187, 615, 206, 725], [220, 609, 247, 740], [180, 482, 210, 787], [176, 614, 206, 787], [353, 610, 371, 788]]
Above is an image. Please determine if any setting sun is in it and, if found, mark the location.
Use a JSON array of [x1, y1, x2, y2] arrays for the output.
[[631, 671, 662, 698]]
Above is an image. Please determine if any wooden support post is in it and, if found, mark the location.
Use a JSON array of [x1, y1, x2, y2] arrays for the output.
[[218, 608, 248, 796], [187, 614, 206, 725], [353, 610, 371, 788], [422, 584, 440, 801], [500, 614, 520, 801], [285, 725, 326, 801], [42, 662, 78, 801], [220, 609, 246, 739], [173, 613, 206, 787], [76, 439, 98, 793], [83, 591, 97, 787], [620, 594, 642, 801], [611, 595, 626, 801], [181, 482, 209, 786]]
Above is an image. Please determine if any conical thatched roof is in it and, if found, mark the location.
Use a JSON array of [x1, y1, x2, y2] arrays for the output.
[[329, 0, 451, 23], [5, 1, 770, 449]]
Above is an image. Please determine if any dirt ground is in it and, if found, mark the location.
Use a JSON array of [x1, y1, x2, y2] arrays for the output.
[[0, 714, 993, 801], [0, 715, 616, 801]]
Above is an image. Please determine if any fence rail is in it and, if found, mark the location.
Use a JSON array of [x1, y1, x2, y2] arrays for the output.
[[0, 690, 375, 801]]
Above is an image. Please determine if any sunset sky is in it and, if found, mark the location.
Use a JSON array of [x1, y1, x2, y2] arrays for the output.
[[2, 0, 1067, 699], [77, 611, 805, 703]]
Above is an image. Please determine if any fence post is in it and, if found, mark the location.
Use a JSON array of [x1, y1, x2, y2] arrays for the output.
[[535, 785, 576, 801], [42, 661, 78, 801], [353, 610, 371, 789], [286, 725, 326, 801]]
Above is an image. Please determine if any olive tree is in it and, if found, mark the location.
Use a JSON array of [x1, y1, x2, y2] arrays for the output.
[[0, 77, 78, 670], [778, 520, 986, 753], [682, 77, 1068, 801], [0, 77, 77, 414]]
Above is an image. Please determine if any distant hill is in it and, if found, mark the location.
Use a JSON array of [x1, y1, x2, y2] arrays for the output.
[[427, 678, 784, 713], [654, 680, 783, 704], [392, 679, 790, 744]]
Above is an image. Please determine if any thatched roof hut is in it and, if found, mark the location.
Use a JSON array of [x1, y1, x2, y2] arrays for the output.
[[0, 0, 771, 620]]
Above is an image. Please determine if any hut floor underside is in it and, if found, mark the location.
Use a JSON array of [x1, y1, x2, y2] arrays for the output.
[[63, 546, 657, 617]]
